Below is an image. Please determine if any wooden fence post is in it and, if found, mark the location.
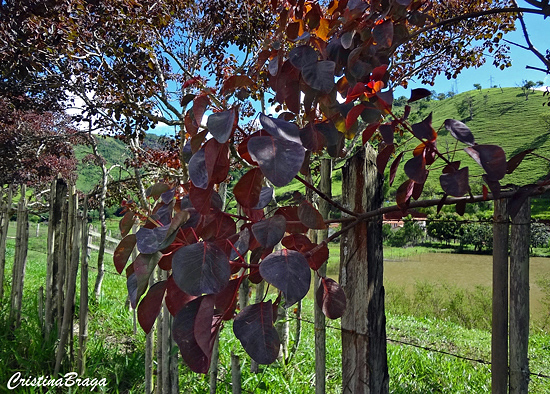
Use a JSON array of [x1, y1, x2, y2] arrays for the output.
[[10, 185, 29, 328], [0, 184, 14, 301], [55, 186, 80, 375], [315, 158, 331, 394], [231, 352, 241, 394], [340, 145, 388, 394], [510, 197, 530, 394], [492, 199, 509, 393], [78, 196, 90, 375]]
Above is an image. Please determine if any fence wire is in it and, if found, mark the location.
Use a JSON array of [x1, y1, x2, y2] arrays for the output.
[[288, 315, 550, 381]]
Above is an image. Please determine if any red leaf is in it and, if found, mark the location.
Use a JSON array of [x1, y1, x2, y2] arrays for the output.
[[282, 234, 315, 253], [194, 295, 216, 356], [222, 75, 253, 94], [507, 149, 534, 174], [371, 64, 388, 81], [300, 123, 327, 152], [119, 211, 136, 237], [411, 113, 436, 141], [439, 167, 469, 197], [192, 95, 209, 127], [199, 211, 236, 242], [376, 144, 395, 174], [408, 88, 432, 103], [259, 249, 311, 307], [275, 206, 309, 233], [172, 297, 214, 374], [126, 252, 163, 309], [114, 234, 136, 274], [233, 301, 281, 365], [389, 151, 404, 186], [165, 276, 196, 316], [316, 278, 346, 319], [189, 184, 214, 215], [137, 280, 167, 334], [204, 139, 230, 184], [215, 278, 241, 320], [404, 153, 428, 184], [345, 83, 367, 103], [307, 243, 329, 271], [396, 179, 414, 210], [362, 122, 380, 145], [234, 167, 263, 208], [412, 181, 424, 200], [482, 185, 489, 200], [298, 200, 326, 229], [345, 103, 366, 129]]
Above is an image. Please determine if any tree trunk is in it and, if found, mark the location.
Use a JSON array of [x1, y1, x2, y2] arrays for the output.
[[510, 198, 530, 394], [91, 135, 107, 300], [0, 184, 14, 301], [492, 199, 509, 394], [56, 190, 69, 335], [340, 146, 388, 394], [315, 158, 332, 394], [10, 185, 29, 328], [78, 196, 90, 375]]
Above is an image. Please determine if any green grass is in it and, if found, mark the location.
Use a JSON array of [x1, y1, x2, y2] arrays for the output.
[[2, 221, 550, 392]]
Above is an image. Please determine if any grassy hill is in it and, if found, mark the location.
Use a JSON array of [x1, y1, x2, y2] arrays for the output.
[[74, 88, 550, 216]]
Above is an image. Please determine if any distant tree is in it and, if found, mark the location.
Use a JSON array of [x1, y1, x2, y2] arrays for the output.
[[530, 222, 550, 250], [521, 80, 537, 100], [455, 94, 475, 120], [426, 213, 461, 244], [437, 93, 447, 101], [446, 91, 456, 98], [459, 222, 493, 252], [387, 216, 424, 247], [474, 83, 482, 91]]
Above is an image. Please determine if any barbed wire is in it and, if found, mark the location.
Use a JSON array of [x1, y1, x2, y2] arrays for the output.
[[288, 315, 550, 380]]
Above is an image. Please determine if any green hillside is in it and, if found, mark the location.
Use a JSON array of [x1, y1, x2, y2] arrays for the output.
[[403, 87, 550, 188], [74, 135, 132, 193]]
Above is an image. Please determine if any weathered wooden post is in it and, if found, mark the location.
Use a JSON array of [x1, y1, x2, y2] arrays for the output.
[[315, 158, 331, 394], [0, 184, 14, 301], [510, 198, 530, 393], [492, 199, 509, 393], [10, 184, 29, 328], [78, 196, 90, 375], [340, 145, 388, 394]]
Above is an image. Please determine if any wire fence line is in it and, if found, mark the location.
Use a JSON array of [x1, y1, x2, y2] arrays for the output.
[[287, 315, 550, 381]]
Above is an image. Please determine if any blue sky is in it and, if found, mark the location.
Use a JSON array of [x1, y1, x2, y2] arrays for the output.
[[397, 3, 549, 96]]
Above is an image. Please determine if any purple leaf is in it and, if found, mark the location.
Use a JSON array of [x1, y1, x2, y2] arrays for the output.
[[207, 109, 236, 143], [408, 88, 431, 103], [172, 297, 213, 374], [253, 187, 275, 210], [439, 167, 469, 197], [301, 61, 336, 93], [288, 45, 318, 69], [233, 301, 281, 365], [172, 242, 231, 296], [247, 136, 305, 187], [136, 225, 170, 254], [189, 148, 209, 189], [260, 113, 301, 145], [444, 119, 475, 146], [404, 154, 428, 184], [251, 215, 287, 249], [411, 113, 436, 141], [126, 252, 163, 308], [259, 249, 311, 307], [229, 228, 251, 261], [298, 200, 327, 229], [316, 278, 346, 319], [465, 144, 507, 181]]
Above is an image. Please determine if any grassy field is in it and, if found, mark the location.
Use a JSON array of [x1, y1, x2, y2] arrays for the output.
[[1, 220, 550, 392]]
